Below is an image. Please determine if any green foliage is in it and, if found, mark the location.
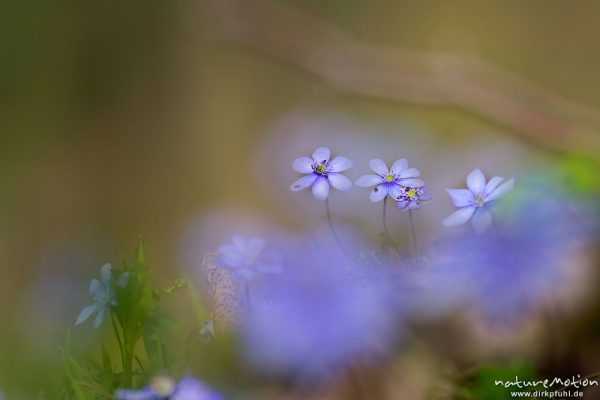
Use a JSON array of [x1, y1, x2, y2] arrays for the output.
[[452, 360, 536, 400], [557, 154, 600, 196], [62, 237, 188, 398]]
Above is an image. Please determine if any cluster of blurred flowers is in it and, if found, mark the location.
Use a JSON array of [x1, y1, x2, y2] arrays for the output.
[[204, 146, 596, 387], [71, 145, 597, 397]]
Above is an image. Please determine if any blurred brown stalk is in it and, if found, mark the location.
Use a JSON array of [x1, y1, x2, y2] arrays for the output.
[[208, 0, 600, 159]]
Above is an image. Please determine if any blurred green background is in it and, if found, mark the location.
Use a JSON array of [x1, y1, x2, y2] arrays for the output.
[[1, 0, 600, 397]]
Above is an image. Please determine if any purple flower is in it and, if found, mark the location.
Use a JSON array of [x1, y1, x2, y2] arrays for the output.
[[290, 147, 353, 201], [216, 236, 282, 281], [355, 159, 424, 202], [395, 185, 432, 211], [422, 178, 589, 324], [443, 169, 514, 233], [115, 375, 223, 400], [240, 245, 398, 383]]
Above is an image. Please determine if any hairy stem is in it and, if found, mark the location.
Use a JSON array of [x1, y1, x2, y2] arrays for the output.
[[325, 197, 349, 256], [408, 209, 419, 263], [382, 197, 402, 263]]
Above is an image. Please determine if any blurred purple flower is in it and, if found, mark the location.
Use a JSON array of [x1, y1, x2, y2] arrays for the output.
[[290, 147, 353, 201], [75, 263, 129, 328], [443, 169, 514, 233], [355, 159, 424, 202], [216, 236, 282, 281], [425, 180, 589, 323], [241, 245, 399, 382], [395, 185, 432, 211], [116, 375, 223, 400]]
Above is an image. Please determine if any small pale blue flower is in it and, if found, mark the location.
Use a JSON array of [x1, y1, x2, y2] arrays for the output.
[[75, 263, 129, 328], [290, 147, 353, 201], [216, 236, 283, 281], [355, 158, 424, 202], [396, 185, 432, 211], [443, 168, 514, 233]]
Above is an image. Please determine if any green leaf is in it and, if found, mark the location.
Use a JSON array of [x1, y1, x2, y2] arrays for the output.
[[101, 341, 112, 372]]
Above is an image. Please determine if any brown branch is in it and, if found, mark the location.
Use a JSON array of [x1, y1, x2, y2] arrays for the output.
[[208, 0, 600, 158]]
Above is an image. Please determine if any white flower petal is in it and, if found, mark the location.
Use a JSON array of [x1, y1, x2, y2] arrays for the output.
[[390, 159, 408, 175], [232, 235, 247, 253], [328, 173, 352, 191], [484, 176, 504, 196], [312, 176, 330, 201], [355, 174, 383, 187], [100, 263, 112, 287], [311, 147, 330, 164], [388, 184, 403, 199], [397, 168, 420, 179], [399, 178, 424, 187], [328, 156, 353, 172], [446, 189, 474, 208], [290, 174, 317, 191], [369, 159, 389, 176], [117, 272, 130, 288], [93, 306, 107, 328], [292, 157, 314, 174], [442, 206, 476, 227], [485, 178, 514, 202], [396, 200, 409, 210], [471, 207, 493, 234], [75, 304, 98, 325], [369, 184, 388, 202], [89, 279, 102, 297], [466, 169, 486, 195], [247, 237, 266, 254]]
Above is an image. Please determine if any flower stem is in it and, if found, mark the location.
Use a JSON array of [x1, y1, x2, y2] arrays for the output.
[[122, 343, 133, 388], [382, 197, 391, 239], [408, 209, 419, 263], [325, 197, 349, 256], [382, 197, 402, 262], [110, 310, 125, 372]]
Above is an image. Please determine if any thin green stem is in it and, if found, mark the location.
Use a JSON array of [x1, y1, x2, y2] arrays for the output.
[[382, 197, 391, 239], [325, 197, 349, 256], [122, 343, 133, 388], [382, 197, 402, 263], [110, 310, 125, 371], [408, 209, 419, 263], [135, 355, 148, 379]]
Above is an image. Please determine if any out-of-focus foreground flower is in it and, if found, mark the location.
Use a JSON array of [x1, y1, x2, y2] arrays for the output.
[[115, 375, 224, 400], [75, 263, 129, 328], [443, 168, 514, 233], [424, 178, 594, 323], [216, 235, 282, 281], [355, 158, 424, 202], [290, 147, 353, 201], [240, 242, 400, 383]]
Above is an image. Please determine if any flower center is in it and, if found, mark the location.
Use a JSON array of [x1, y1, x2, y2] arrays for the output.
[[385, 173, 395, 183], [396, 186, 423, 203], [312, 163, 328, 176], [474, 194, 485, 207]]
